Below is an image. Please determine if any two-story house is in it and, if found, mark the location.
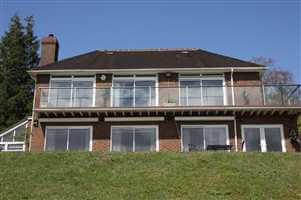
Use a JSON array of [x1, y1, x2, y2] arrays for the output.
[[26, 34, 301, 153]]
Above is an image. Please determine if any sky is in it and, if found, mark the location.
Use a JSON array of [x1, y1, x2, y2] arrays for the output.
[[0, 0, 300, 83]]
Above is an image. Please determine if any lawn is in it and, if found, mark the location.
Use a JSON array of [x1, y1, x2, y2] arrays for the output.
[[0, 152, 300, 200]]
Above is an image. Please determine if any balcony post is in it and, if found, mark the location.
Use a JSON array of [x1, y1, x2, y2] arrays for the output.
[[231, 68, 235, 106], [262, 85, 266, 105]]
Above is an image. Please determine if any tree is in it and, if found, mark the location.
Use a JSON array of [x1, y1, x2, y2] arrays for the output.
[[0, 15, 39, 131], [250, 56, 296, 84], [251, 56, 301, 134]]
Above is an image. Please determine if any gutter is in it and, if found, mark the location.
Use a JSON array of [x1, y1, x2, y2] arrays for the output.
[[28, 66, 267, 76]]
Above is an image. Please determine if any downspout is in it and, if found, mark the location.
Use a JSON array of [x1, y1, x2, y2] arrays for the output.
[[234, 116, 238, 152], [231, 68, 235, 106], [231, 68, 238, 152]]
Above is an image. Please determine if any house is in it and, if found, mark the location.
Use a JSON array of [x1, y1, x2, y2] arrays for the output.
[[18, 34, 301, 152]]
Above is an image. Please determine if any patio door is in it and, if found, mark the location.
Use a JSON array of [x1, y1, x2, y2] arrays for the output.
[[181, 125, 229, 152], [180, 75, 225, 106], [241, 125, 286, 152], [112, 75, 157, 107]]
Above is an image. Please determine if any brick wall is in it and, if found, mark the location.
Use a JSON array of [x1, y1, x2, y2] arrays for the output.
[[29, 116, 299, 152], [236, 114, 299, 152]]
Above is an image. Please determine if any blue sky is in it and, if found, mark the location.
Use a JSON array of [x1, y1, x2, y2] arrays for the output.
[[1, 0, 300, 83]]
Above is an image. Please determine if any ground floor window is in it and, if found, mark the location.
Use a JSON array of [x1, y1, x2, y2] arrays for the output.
[[181, 125, 229, 152], [241, 125, 286, 152], [111, 126, 158, 152], [45, 126, 92, 151]]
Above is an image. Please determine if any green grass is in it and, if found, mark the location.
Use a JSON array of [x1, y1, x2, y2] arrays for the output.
[[0, 152, 300, 200]]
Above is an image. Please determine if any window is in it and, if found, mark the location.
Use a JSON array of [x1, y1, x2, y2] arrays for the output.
[[111, 126, 158, 152], [49, 77, 95, 107], [241, 125, 286, 152], [181, 125, 229, 152], [45, 127, 92, 151], [180, 75, 225, 106], [112, 75, 157, 107]]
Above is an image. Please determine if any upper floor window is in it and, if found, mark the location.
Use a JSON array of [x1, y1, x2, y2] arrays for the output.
[[179, 74, 225, 106], [112, 74, 157, 107], [49, 76, 95, 107]]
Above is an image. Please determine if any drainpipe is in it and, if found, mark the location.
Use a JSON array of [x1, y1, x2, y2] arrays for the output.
[[231, 68, 238, 152], [231, 68, 235, 106], [234, 116, 238, 152]]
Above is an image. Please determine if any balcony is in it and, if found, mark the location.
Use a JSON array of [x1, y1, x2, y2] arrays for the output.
[[38, 85, 301, 108], [36, 85, 301, 117]]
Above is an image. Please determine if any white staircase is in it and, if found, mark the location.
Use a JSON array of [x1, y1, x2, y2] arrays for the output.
[[0, 118, 31, 152]]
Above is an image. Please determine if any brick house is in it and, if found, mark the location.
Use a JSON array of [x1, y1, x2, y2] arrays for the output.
[[22, 34, 301, 153]]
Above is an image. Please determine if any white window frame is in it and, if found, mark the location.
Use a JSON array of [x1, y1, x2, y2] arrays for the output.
[[178, 74, 227, 106], [44, 126, 93, 152], [110, 125, 159, 152], [241, 124, 286, 152], [49, 76, 96, 107], [180, 124, 230, 152], [111, 74, 158, 107]]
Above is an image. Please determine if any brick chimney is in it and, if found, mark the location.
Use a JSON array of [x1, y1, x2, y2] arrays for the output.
[[39, 34, 59, 66]]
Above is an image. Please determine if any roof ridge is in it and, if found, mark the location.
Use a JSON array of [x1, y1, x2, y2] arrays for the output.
[[97, 48, 200, 52]]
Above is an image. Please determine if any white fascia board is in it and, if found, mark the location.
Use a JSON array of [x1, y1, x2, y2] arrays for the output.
[[175, 116, 235, 121], [104, 117, 165, 122], [39, 118, 99, 123], [28, 67, 267, 75]]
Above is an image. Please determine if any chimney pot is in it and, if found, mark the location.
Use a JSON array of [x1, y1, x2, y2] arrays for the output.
[[40, 34, 59, 66]]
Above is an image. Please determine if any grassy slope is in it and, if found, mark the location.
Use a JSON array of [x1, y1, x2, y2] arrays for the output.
[[0, 152, 300, 200]]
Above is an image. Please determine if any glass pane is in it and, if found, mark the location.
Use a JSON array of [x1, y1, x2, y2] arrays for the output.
[[244, 128, 261, 152], [73, 81, 94, 107], [265, 128, 283, 152], [2, 131, 14, 142], [180, 80, 201, 106], [135, 80, 156, 106], [113, 80, 134, 107], [204, 127, 227, 148], [45, 128, 68, 151], [14, 124, 26, 142], [202, 80, 224, 106], [49, 80, 72, 107], [135, 128, 156, 152], [111, 128, 133, 152], [69, 128, 90, 151], [182, 128, 204, 152]]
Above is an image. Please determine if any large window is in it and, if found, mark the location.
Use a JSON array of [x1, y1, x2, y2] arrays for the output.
[[181, 125, 229, 152], [111, 126, 158, 152], [45, 127, 92, 151], [112, 75, 157, 107], [49, 77, 95, 107], [241, 125, 286, 152], [180, 75, 225, 106]]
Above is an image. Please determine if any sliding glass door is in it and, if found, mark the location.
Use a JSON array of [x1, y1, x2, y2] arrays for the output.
[[180, 76, 225, 106], [111, 126, 158, 152], [112, 75, 157, 107], [241, 125, 285, 152], [181, 125, 229, 152], [49, 77, 94, 107], [45, 127, 92, 151]]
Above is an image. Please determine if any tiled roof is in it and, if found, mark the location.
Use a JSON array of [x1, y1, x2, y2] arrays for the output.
[[33, 48, 264, 70]]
